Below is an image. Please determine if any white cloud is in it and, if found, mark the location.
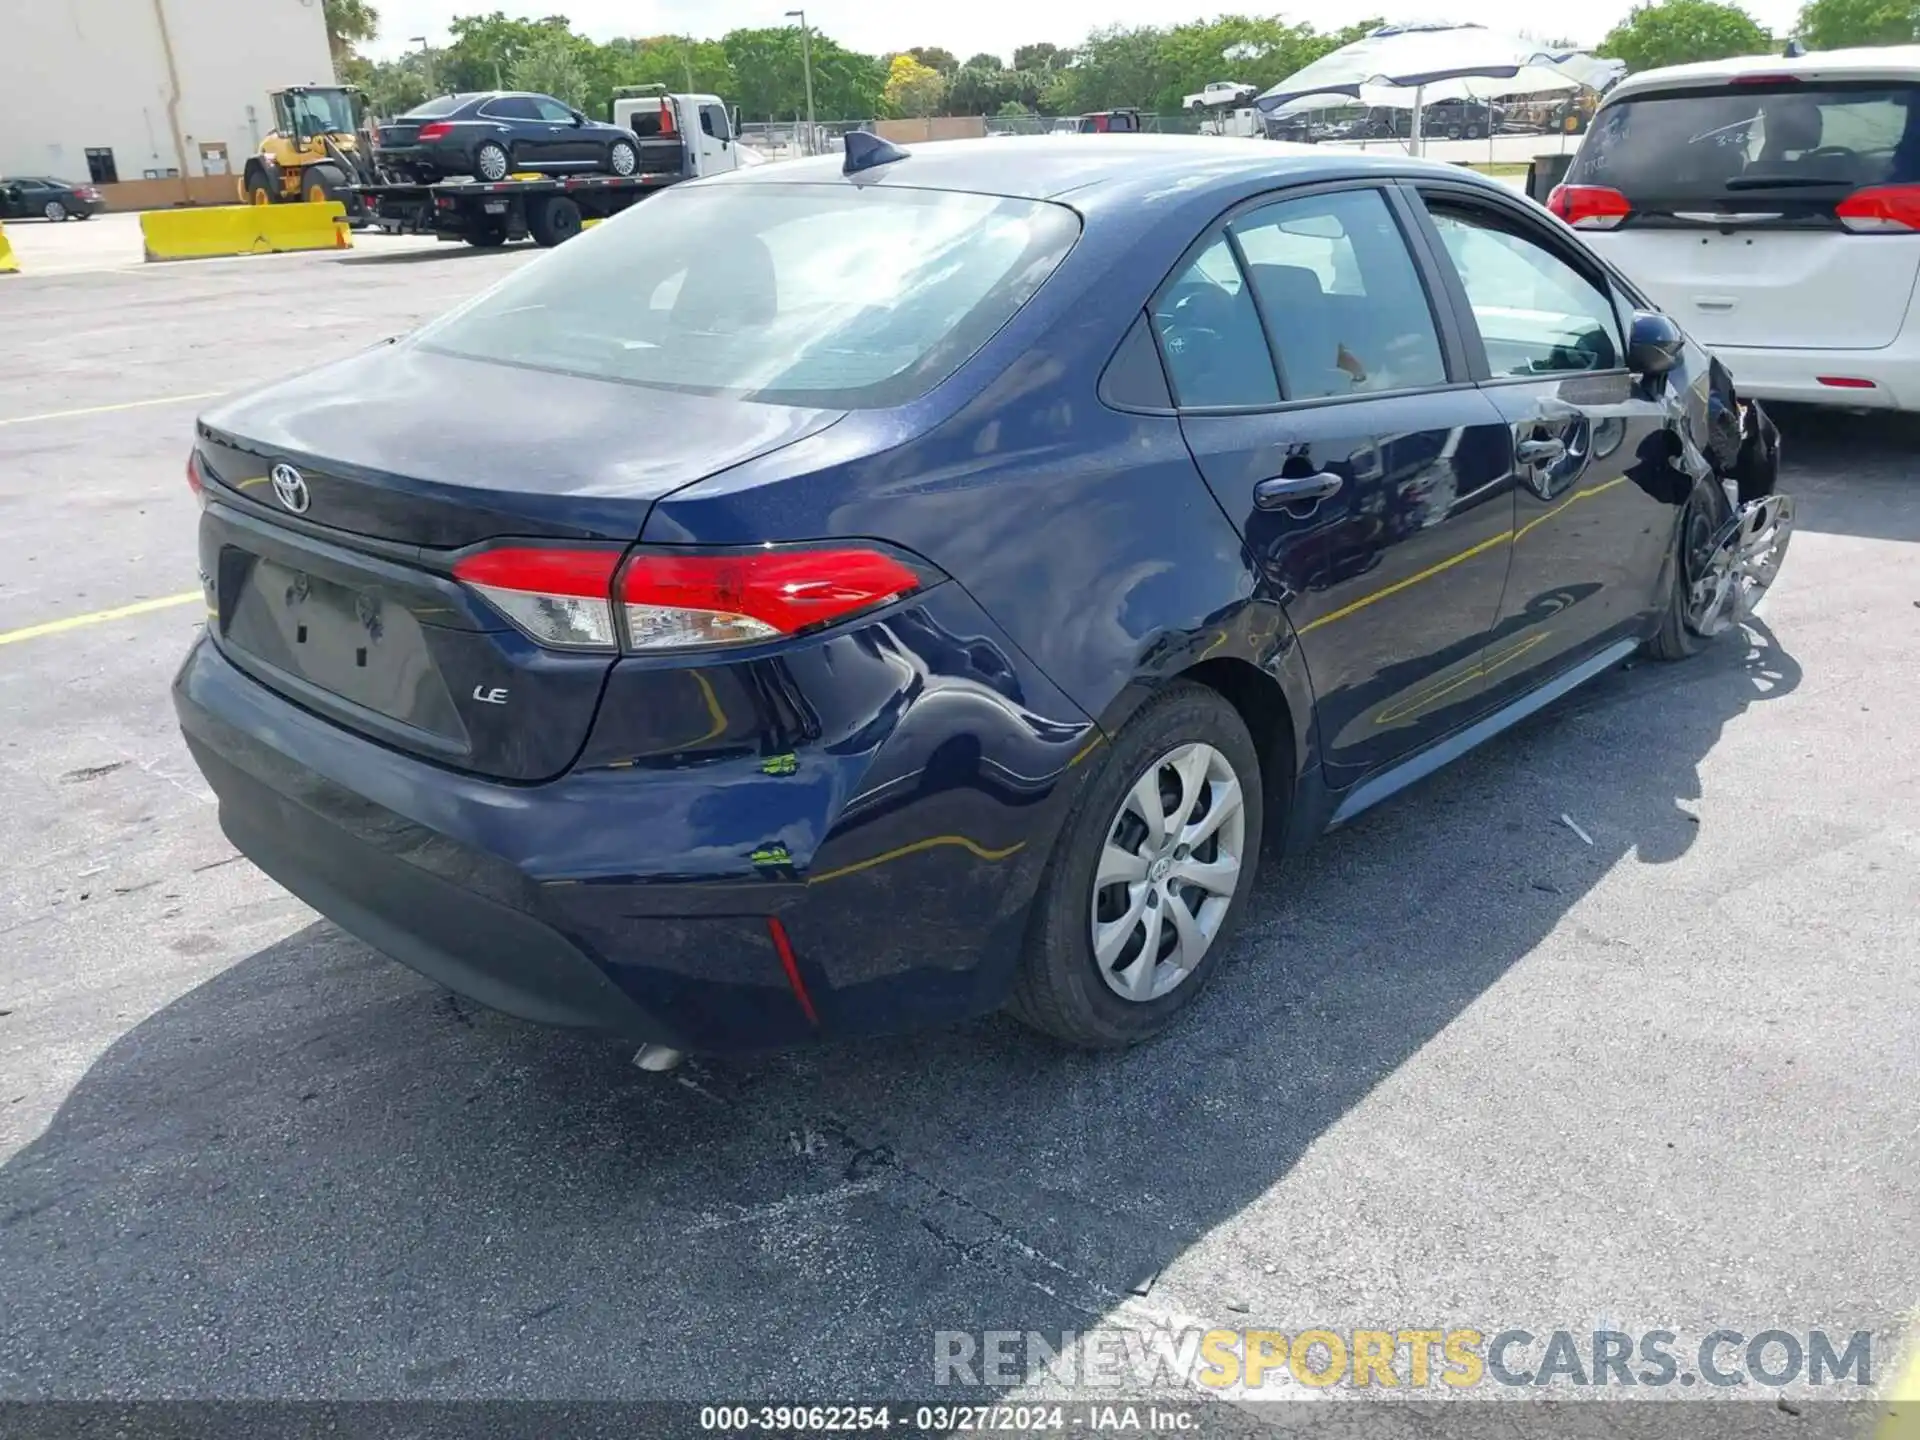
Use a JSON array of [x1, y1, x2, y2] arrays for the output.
[[363, 0, 1801, 68]]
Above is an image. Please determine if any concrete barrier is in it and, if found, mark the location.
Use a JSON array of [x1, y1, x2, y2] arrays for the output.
[[140, 202, 350, 262], [0, 221, 17, 275]]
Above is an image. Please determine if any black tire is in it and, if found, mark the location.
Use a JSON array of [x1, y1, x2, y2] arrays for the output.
[[474, 141, 510, 182], [1446, 124, 1463, 141], [300, 163, 347, 208], [43, 200, 68, 222], [527, 195, 582, 247], [1646, 472, 1731, 662], [606, 138, 639, 176], [1008, 682, 1265, 1049], [465, 222, 510, 248], [1466, 123, 1482, 140], [243, 163, 275, 206]]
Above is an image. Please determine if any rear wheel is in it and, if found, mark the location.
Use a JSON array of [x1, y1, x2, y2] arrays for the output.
[[474, 141, 510, 182], [527, 195, 582, 247], [465, 222, 510, 248], [1466, 123, 1482, 139], [1008, 683, 1264, 1048], [1446, 124, 1463, 140], [606, 138, 638, 176], [43, 200, 68, 222]]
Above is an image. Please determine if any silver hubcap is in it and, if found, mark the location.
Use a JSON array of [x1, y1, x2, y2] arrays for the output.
[[478, 147, 507, 180], [611, 144, 636, 174], [1090, 741, 1246, 1004]]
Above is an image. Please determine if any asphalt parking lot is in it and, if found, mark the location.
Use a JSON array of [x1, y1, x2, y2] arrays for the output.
[[0, 229, 1916, 1424]]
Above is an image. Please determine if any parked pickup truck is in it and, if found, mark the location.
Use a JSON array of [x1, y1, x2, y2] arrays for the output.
[[349, 88, 743, 249]]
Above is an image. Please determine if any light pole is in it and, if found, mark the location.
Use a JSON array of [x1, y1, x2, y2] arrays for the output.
[[410, 36, 435, 96], [785, 9, 816, 156]]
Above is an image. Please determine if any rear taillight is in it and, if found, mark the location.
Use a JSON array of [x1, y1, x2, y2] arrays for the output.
[[453, 544, 926, 654], [186, 450, 207, 504], [452, 547, 623, 650], [416, 122, 453, 141], [619, 547, 923, 651], [1836, 183, 1920, 233], [1548, 184, 1632, 230]]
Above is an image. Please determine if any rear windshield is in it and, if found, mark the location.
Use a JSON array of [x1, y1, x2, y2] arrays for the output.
[[401, 95, 468, 119], [1570, 81, 1920, 212], [417, 183, 1081, 409]]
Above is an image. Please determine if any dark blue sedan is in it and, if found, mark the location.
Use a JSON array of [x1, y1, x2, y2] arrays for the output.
[[174, 136, 1790, 1058]]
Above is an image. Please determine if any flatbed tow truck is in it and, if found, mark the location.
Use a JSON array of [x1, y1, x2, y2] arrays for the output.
[[346, 86, 743, 248]]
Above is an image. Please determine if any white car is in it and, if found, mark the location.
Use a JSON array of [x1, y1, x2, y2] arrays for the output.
[[1185, 81, 1256, 111], [1552, 46, 1920, 409]]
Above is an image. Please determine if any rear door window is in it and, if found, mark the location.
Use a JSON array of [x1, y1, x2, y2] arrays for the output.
[[1569, 81, 1920, 222], [1232, 187, 1447, 400], [482, 97, 540, 122], [1152, 237, 1279, 408]]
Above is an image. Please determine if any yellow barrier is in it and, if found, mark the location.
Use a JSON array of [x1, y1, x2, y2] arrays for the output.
[[140, 202, 351, 262], [0, 221, 17, 275]]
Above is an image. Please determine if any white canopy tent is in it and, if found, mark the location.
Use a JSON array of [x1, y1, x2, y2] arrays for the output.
[[1255, 23, 1621, 153]]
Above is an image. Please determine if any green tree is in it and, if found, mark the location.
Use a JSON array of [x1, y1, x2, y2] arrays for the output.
[[441, 12, 570, 91], [343, 53, 432, 118], [1795, 0, 1919, 46], [963, 52, 1004, 71], [510, 28, 591, 109], [323, 0, 380, 67], [724, 26, 883, 121], [1596, 0, 1771, 72], [1012, 42, 1064, 72], [907, 46, 960, 74]]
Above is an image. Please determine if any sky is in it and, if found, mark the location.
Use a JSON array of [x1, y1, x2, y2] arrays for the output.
[[360, 0, 1805, 62]]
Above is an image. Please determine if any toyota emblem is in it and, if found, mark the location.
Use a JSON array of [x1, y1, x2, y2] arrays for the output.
[[269, 464, 310, 514]]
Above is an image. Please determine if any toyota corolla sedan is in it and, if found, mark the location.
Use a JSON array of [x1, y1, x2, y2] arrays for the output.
[[174, 136, 1791, 1061]]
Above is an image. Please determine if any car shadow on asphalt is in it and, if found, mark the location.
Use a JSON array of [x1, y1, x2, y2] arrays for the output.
[[0, 622, 1799, 1397]]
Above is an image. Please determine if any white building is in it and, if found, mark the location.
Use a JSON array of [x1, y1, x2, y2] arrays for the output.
[[0, 0, 335, 204]]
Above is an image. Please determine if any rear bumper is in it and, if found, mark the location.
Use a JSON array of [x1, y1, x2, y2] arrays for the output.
[[173, 585, 1098, 1053], [1710, 340, 1920, 411]]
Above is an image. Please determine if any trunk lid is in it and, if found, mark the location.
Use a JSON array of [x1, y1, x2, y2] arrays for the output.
[[196, 344, 842, 782], [1570, 76, 1920, 350]]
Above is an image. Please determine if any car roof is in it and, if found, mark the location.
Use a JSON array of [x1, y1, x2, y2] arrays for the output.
[[706, 134, 1504, 209], [1606, 44, 1920, 101]]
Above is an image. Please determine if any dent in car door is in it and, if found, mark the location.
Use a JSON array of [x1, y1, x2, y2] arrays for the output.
[[1161, 185, 1519, 785], [1413, 190, 1674, 708]]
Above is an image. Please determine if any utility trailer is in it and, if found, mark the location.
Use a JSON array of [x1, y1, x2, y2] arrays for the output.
[[348, 171, 684, 247]]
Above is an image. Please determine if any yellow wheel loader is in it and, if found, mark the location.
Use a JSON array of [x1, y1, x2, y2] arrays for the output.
[[242, 86, 382, 219]]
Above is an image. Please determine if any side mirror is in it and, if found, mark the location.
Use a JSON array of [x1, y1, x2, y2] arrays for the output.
[[1628, 310, 1685, 377], [570, 112, 585, 127]]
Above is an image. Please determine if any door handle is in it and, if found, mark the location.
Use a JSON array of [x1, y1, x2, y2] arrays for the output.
[[1253, 471, 1343, 510], [1516, 437, 1567, 466]]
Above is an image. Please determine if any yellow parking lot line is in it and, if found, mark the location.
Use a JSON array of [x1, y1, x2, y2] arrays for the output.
[[0, 591, 200, 648], [1881, 1317, 1920, 1439], [0, 391, 226, 428]]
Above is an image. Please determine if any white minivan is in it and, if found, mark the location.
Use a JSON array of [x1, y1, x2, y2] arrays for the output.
[[1552, 46, 1920, 409]]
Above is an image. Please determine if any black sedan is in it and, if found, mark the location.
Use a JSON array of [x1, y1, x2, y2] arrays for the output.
[[0, 176, 103, 221], [175, 137, 1791, 1062], [375, 91, 641, 182]]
